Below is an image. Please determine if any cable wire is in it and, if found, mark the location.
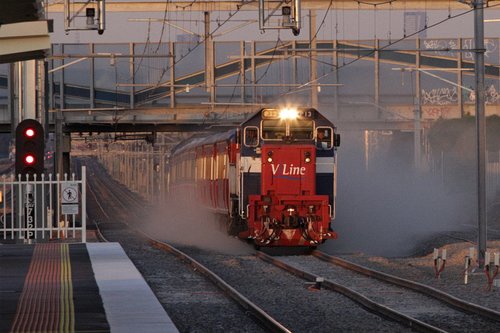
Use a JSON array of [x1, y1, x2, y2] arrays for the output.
[[276, 3, 500, 99]]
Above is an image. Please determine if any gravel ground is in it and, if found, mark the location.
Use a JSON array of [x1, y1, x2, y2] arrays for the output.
[[333, 239, 500, 312], [278, 255, 500, 332], [174, 246, 411, 333]]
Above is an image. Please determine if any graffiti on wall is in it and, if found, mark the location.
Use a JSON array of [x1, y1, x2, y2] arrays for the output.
[[423, 39, 497, 60], [421, 85, 500, 105], [421, 87, 458, 105], [486, 85, 500, 104], [423, 106, 454, 119]]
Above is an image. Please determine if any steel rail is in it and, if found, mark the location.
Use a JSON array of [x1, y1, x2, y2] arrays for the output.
[[75, 159, 110, 243], [256, 251, 446, 333], [148, 238, 291, 333], [312, 250, 500, 323]]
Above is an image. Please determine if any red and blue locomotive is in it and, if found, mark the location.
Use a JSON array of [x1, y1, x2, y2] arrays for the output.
[[168, 107, 340, 247]]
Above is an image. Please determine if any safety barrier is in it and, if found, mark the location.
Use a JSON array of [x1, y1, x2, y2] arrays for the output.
[[0, 167, 87, 243]]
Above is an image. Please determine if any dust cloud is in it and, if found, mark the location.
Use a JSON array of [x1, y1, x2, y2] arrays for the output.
[[323, 130, 476, 257], [143, 198, 253, 255]]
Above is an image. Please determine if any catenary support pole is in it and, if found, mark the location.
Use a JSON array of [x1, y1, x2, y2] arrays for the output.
[[309, 10, 318, 109], [474, 0, 487, 269]]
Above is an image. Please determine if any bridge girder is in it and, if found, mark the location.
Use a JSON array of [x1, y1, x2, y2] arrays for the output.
[[48, 1, 474, 13]]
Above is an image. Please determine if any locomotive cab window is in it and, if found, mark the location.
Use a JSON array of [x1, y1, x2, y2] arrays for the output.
[[290, 120, 314, 140], [262, 119, 313, 141], [316, 127, 333, 150], [262, 120, 286, 140], [244, 127, 259, 147]]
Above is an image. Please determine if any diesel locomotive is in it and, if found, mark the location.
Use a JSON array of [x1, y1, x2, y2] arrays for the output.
[[168, 107, 340, 247]]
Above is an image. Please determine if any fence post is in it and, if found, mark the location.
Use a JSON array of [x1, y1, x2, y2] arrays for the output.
[[82, 166, 87, 243]]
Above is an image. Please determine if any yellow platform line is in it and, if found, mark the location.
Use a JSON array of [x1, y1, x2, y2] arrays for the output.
[[60, 243, 75, 333]]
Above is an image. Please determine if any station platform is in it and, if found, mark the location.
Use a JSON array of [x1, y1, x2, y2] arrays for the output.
[[0, 242, 179, 333]]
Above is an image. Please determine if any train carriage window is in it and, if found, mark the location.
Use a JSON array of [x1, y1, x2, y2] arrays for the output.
[[223, 154, 227, 179], [316, 127, 333, 150], [217, 153, 225, 179], [244, 127, 259, 147], [187, 159, 193, 180], [204, 156, 210, 180], [196, 156, 203, 181], [202, 156, 207, 180], [181, 160, 186, 179]]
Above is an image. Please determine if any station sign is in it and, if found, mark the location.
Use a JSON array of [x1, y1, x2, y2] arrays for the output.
[[24, 191, 34, 239], [62, 183, 79, 204], [62, 183, 79, 215]]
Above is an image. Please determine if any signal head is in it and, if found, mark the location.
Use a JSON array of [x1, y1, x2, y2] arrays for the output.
[[15, 119, 45, 179]]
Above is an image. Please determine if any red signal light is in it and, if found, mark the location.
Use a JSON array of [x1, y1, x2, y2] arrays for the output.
[[24, 154, 35, 165], [15, 119, 45, 179], [25, 128, 35, 138]]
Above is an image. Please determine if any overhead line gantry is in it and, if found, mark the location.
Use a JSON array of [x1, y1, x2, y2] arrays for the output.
[[48, 0, 480, 12]]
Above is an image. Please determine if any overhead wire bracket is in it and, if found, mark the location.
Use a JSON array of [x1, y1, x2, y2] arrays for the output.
[[64, 0, 105, 34], [258, 0, 301, 35]]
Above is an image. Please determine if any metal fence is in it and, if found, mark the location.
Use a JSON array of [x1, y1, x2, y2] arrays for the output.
[[0, 167, 87, 243], [487, 151, 500, 199], [431, 150, 500, 201]]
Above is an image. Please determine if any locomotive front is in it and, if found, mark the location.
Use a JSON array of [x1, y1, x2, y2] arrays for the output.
[[238, 107, 340, 247]]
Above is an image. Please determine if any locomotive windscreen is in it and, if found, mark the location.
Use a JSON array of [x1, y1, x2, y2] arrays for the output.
[[290, 120, 314, 139], [262, 119, 313, 140], [262, 120, 286, 140]]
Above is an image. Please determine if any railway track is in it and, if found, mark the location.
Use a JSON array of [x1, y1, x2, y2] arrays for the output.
[[258, 252, 500, 333], [80, 157, 409, 332], [79, 157, 500, 332], [79, 157, 271, 332]]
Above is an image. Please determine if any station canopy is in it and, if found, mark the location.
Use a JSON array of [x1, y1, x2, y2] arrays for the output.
[[0, 0, 51, 64]]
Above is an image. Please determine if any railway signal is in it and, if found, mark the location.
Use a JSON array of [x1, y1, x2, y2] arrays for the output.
[[15, 119, 45, 179]]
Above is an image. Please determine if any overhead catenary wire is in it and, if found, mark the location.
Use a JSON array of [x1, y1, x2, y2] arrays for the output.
[[154, 0, 172, 53], [123, 0, 263, 112], [276, 2, 500, 99], [255, 33, 284, 84], [111, 1, 500, 108], [311, 0, 334, 42]]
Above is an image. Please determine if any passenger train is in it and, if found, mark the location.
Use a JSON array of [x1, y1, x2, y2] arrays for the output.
[[168, 107, 340, 247]]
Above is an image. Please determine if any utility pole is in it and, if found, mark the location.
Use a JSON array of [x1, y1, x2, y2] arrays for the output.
[[474, 0, 487, 269], [205, 12, 215, 104], [414, 38, 422, 171], [309, 10, 318, 109]]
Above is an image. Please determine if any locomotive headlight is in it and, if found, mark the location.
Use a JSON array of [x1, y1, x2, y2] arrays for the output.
[[279, 107, 298, 120], [304, 151, 311, 163], [286, 206, 296, 216], [267, 151, 273, 163]]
